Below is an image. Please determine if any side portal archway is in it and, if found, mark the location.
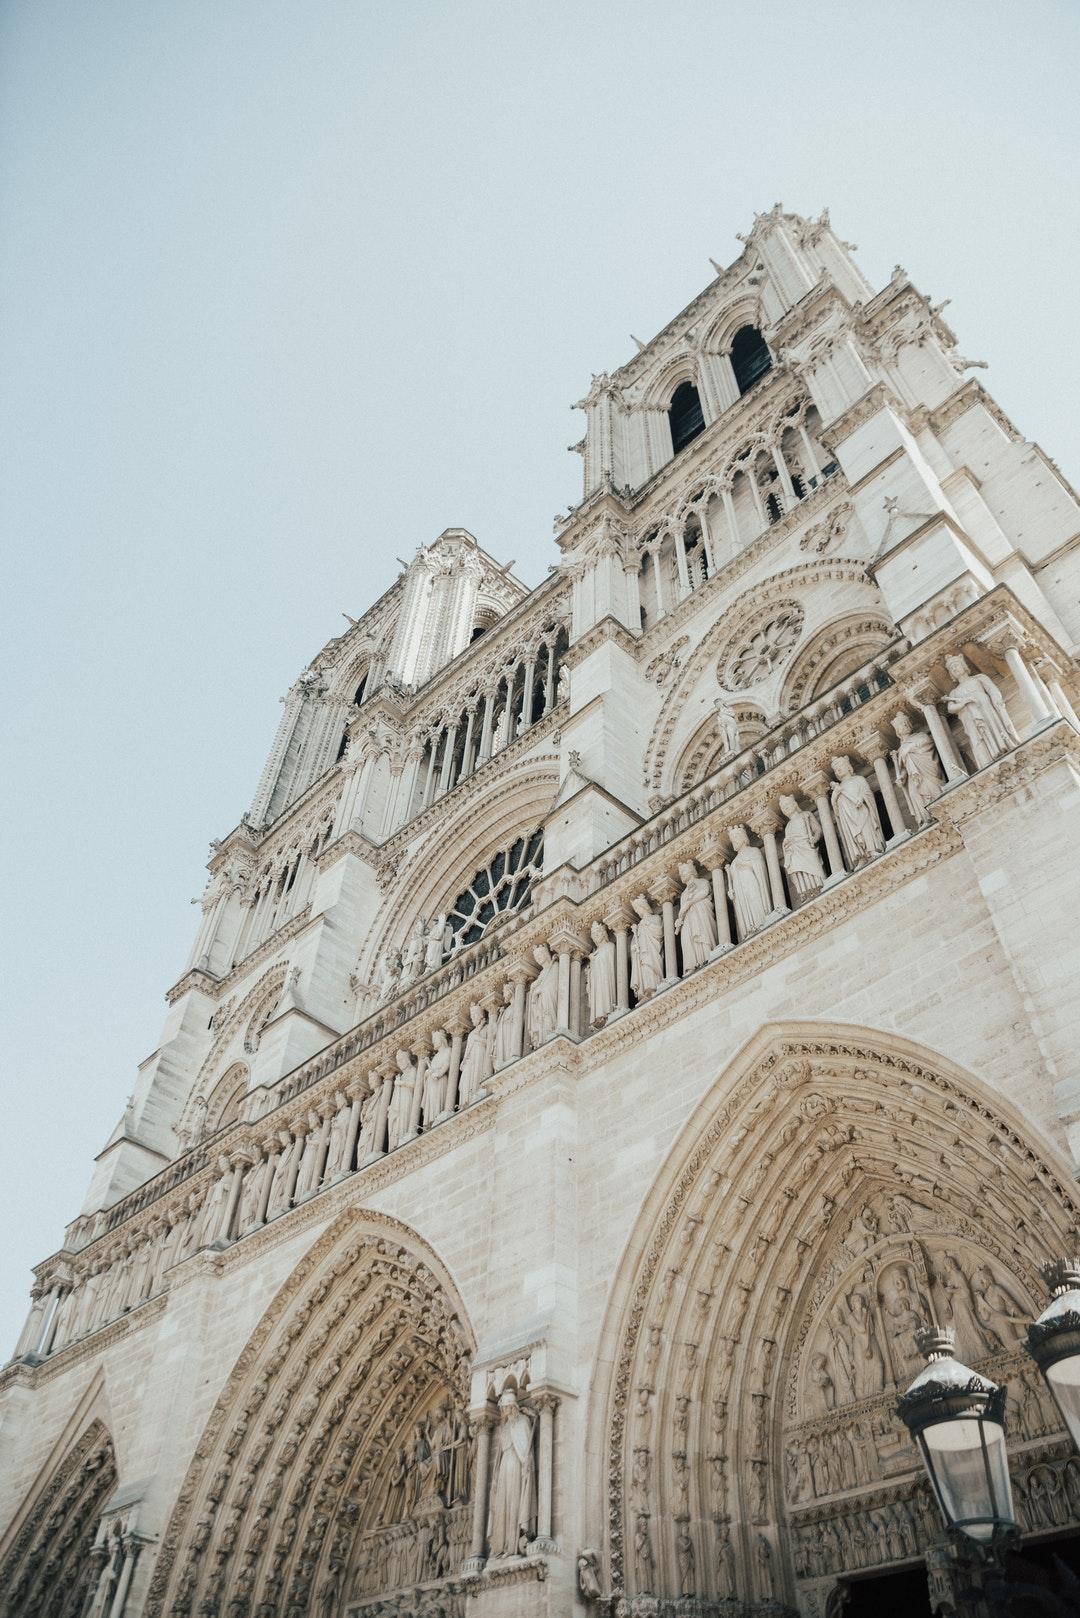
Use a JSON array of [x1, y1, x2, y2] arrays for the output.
[[149, 1210, 476, 1618], [0, 1418, 118, 1618], [594, 1024, 1080, 1616]]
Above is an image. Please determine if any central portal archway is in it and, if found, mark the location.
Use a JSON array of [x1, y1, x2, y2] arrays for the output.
[[149, 1210, 475, 1618], [593, 1024, 1080, 1616]]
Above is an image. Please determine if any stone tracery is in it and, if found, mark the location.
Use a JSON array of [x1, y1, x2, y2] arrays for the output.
[[595, 1027, 1080, 1614]]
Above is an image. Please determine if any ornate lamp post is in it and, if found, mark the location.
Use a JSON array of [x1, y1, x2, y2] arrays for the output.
[[1026, 1259, 1080, 1453], [897, 1325, 1017, 1617]]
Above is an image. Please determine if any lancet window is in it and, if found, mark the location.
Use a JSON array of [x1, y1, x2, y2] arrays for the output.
[[636, 400, 837, 627], [730, 323, 773, 394], [410, 624, 569, 816], [668, 380, 706, 455]]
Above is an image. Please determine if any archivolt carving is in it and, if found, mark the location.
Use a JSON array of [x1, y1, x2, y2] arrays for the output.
[[594, 1023, 1079, 1609], [0, 1418, 117, 1618], [642, 560, 880, 794], [148, 1209, 475, 1618]]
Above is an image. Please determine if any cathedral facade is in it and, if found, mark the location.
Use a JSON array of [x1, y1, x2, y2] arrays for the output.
[[5, 206, 1080, 1618]]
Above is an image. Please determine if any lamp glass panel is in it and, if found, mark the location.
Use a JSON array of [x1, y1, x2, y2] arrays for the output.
[[1046, 1356, 1080, 1452], [922, 1417, 1011, 1540]]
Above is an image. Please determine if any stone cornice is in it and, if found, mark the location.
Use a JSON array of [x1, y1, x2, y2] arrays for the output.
[[819, 381, 894, 451], [564, 615, 639, 667], [907, 376, 1023, 445]]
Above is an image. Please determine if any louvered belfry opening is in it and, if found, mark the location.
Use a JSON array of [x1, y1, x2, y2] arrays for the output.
[[668, 380, 706, 455], [730, 324, 772, 394]]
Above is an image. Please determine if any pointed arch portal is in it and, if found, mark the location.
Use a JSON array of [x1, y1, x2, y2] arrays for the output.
[[592, 1024, 1080, 1615], [0, 1419, 118, 1618], [148, 1210, 475, 1618]]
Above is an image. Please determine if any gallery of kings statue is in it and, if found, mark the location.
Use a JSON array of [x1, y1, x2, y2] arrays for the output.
[[5, 205, 1080, 1618]]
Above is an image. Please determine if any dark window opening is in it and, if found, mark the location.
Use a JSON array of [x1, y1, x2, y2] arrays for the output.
[[730, 326, 773, 395], [765, 493, 782, 524], [354, 673, 368, 706], [668, 381, 706, 455], [336, 729, 349, 762]]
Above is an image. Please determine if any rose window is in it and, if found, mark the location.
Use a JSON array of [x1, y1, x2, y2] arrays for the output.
[[723, 606, 804, 690], [445, 828, 544, 955]]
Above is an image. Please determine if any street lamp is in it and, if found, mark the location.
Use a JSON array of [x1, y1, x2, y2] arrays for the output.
[[898, 1325, 1016, 1542], [1026, 1259, 1080, 1454]]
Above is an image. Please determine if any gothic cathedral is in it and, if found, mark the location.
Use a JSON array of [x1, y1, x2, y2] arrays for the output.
[[5, 206, 1080, 1618]]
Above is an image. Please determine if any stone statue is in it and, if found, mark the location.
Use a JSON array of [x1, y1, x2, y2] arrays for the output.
[[358, 1086, 382, 1159], [675, 859, 717, 972], [493, 982, 517, 1072], [423, 914, 450, 975], [936, 1251, 1000, 1354], [325, 1094, 350, 1178], [186, 1093, 208, 1149], [716, 1523, 736, 1596], [399, 918, 426, 988], [376, 950, 402, 1005], [486, 1388, 536, 1558], [557, 664, 570, 704], [630, 894, 665, 1000], [526, 943, 559, 1049], [423, 1030, 452, 1124], [383, 1444, 409, 1523], [387, 1050, 416, 1148], [714, 698, 741, 758], [970, 1262, 1027, 1345], [577, 1548, 603, 1602], [891, 711, 945, 823], [944, 653, 1019, 768], [779, 793, 826, 898], [586, 920, 616, 1026], [726, 825, 772, 938], [634, 1513, 655, 1593], [829, 756, 885, 868], [675, 1526, 696, 1597], [458, 1003, 492, 1105]]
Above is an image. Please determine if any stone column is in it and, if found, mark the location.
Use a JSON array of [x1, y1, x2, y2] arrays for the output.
[[1035, 659, 1080, 729], [422, 734, 441, 807], [459, 704, 477, 777], [341, 1081, 366, 1178], [106, 1535, 143, 1618], [443, 1018, 466, 1117], [1005, 644, 1053, 726], [569, 949, 584, 1039], [218, 1153, 249, 1244], [623, 564, 642, 632], [604, 903, 634, 1016], [650, 875, 681, 987], [905, 682, 968, 782], [519, 656, 537, 730], [533, 1392, 560, 1554], [803, 769, 846, 885], [700, 838, 733, 955], [858, 730, 908, 843], [555, 942, 572, 1033], [752, 813, 790, 914], [463, 1406, 496, 1573], [797, 421, 824, 480], [284, 1123, 307, 1206], [673, 529, 691, 598], [364, 1072, 394, 1164], [438, 721, 459, 795], [508, 966, 531, 1061], [478, 689, 495, 761], [771, 444, 798, 509], [405, 1044, 429, 1141], [309, 1108, 334, 1194], [14, 1287, 49, 1359], [256, 1137, 281, 1225], [651, 544, 667, 618], [721, 486, 739, 557]]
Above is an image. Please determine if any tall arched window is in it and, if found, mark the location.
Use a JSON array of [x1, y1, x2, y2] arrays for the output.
[[730, 326, 772, 395], [668, 381, 706, 455]]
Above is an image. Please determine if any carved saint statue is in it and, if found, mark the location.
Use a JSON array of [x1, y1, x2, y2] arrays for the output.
[[387, 1050, 416, 1148], [492, 983, 517, 1072], [358, 1085, 382, 1159], [486, 1388, 536, 1558], [183, 1093, 208, 1151], [675, 1526, 696, 1598], [714, 698, 742, 759], [557, 664, 570, 704], [634, 1514, 655, 1593], [944, 653, 1019, 769], [399, 918, 426, 988], [586, 921, 617, 1026], [377, 950, 402, 1005], [458, 1003, 492, 1106], [629, 894, 665, 1000], [423, 1029, 452, 1124], [891, 711, 945, 824], [526, 943, 559, 1049], [829, 756, 885, 868], [423, 914, 451, 975], [779, 793, 826, 899], [577, 1549, 603, 1602], [675, 860, 717, 973], [726, 825, 772, 939]]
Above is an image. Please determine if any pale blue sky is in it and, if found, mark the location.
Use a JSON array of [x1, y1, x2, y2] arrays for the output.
[[2, 0, 1078, 1355]]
